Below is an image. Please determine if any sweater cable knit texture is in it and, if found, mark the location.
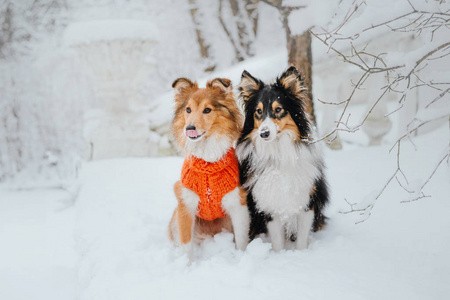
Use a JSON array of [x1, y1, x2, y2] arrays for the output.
[[181, 148, 239, 221]]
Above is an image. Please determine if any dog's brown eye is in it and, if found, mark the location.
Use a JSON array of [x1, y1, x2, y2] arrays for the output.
[[186, 107, 191, 113], [256, 109, 262, 115], [275, 107, 282, 113], [203, 108, 211, 114]]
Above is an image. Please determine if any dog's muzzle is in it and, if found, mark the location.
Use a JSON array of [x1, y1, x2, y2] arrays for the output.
[[259, 128, 270, 139], [258, 118, 277, 142], [185, 125, 203, 141]]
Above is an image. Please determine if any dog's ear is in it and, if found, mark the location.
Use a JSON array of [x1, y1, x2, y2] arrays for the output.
[[239, 70, 262, 102], [207, 78, 233, 93], [172, 78, 197, 96], [278, 66, 306, 97]]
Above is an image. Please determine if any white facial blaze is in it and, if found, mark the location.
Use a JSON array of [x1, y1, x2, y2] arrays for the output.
[[257, 117, 278, 142]]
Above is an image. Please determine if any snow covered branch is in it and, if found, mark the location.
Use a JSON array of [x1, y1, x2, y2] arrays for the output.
[[310, 0, 450, 222]]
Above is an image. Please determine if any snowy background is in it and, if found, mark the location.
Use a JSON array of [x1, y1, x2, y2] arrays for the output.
[[0, 0, 449, 299]]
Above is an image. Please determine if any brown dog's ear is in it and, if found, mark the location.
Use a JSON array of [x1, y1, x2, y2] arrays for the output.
[[172, 78, 196, 95], [277, 66, 306, 97], [207, 78, 233, 93], [239, 70, 262, 102]]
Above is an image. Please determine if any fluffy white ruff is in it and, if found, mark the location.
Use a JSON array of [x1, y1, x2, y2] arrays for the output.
[[236, 129, 322, 235], [184, 135, 232, 162]]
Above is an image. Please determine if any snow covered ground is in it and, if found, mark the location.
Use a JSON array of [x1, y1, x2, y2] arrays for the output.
[[0, 189, 77, 300], [1, 122, 448, 300]]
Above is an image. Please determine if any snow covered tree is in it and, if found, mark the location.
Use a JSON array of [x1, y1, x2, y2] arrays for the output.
[[188, 0, 259, 69], [0, 0, 89, 185], [189, 0, 216, 71], [259, 0, 316, 123], [217, 0, 259, 62]]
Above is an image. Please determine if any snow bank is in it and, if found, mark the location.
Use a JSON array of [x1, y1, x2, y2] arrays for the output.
[[64, 20, 159, 46], [74, 124, 450, 300]]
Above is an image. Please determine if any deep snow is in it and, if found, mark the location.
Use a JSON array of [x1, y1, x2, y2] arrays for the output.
[[0, 189, 77, 300], [2, 122, 448, 300]]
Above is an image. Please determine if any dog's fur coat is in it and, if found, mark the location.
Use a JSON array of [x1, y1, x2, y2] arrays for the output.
[[168, 77, 249, 259], [236, 67, 329, 251]]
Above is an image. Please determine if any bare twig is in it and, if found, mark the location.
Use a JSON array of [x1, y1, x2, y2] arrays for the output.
[[390, 114, 450, 152], [314, 0, 450, 222], [425, 87, 450, 108]]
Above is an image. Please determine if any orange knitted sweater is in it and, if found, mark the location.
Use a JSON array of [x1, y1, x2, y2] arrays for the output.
[[181, 148, 239, 221]]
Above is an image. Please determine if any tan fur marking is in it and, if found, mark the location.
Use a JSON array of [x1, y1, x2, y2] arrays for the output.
[[194, 216, 233, 242], [253, 102, 264, 129], [173, 78, 198, 97], [279, 73, 306, 98], [315, 218, 326, 231], [173, 181, 194, 245], [168, 210, 176, 241], [310, 184, 317, 197], [239, 186, 247, 206], [207, 78, 232, 93], [271, 101, 279, 110], [240, 72, 261, 102], [177, 202, 194, 244], [174, 181, 183, 199], [273, 113, 300, 139]]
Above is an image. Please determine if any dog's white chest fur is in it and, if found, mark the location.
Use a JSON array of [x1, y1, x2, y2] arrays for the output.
[[238, 132, 321, 218], [253, 162, 313, 217]]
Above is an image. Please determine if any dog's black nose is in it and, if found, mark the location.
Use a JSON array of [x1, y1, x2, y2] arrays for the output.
[[186, 125, 196, 131], [260, 130, 270, 138]]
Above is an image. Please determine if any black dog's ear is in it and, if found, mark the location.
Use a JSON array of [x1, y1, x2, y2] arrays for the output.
[[172, 78, 197, 96], [239, 70, 262, 102], [207, 78, 233, 93], [278, 66, 306, 97]]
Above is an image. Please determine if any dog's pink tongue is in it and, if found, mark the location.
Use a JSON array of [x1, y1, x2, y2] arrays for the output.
[[186, 130, 198, 138]]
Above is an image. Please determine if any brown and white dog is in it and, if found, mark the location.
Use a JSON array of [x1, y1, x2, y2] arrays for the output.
[[168, 77, 249, 259]]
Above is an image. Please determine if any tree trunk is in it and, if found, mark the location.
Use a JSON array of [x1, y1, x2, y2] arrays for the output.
[[189, 0, 216, 72], [244, 0, 259, 36], [283, 27, 315, 123], [218, 0, 258, 63], [259, 0, 315, 121], [228, 0, 259, 56]]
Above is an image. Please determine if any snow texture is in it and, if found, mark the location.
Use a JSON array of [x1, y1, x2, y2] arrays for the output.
[[1, 121, 449, 300], [0, 189, 77, 300], [58, 124, 450, 299], [64, 20, 160, 46], [288, 0, 340, 35]]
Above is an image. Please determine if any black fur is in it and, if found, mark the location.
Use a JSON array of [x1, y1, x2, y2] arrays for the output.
[[309, 175, 329, 232], [239, 70, 311, 145], [237, 67, 329, 241]]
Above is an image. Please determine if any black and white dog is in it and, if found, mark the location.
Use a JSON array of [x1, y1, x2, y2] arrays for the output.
[[236, 66, 329, 251]]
